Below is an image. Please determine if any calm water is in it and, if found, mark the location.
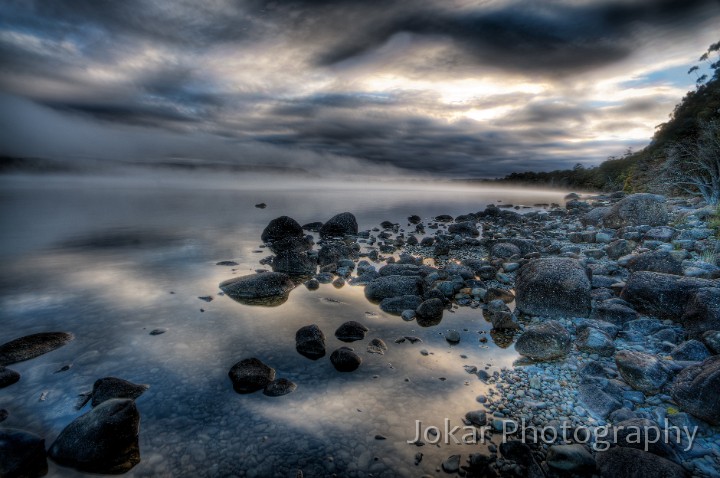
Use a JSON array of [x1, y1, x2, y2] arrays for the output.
[[0, 173, 569, 477]]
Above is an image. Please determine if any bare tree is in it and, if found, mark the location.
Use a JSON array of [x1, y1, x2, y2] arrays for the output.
[[663, 120, 720, 205]]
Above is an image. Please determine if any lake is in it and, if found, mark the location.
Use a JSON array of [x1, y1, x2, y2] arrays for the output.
[[0, 173, 569, 477]]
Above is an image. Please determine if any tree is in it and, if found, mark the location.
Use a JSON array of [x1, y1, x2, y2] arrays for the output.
[[663, 120, 720, 205]]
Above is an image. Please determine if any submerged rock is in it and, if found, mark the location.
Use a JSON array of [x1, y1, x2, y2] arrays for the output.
[[228, 358, 276, 394], [0, 332, 74, 366], [515, 258, 591, 318], [219, 272, 295, 306], [0, 428, 47, 478], [0, 367, 20, 389], [515, 320, 571, 361], [263, 378, 297, 397], [90, 377, 149, 408], [48, 399, 140, 474], [295, 325, 326, 360], [330, 347, 362, 372], [367, 338, 388, 355], [379, 295, 423, 315]]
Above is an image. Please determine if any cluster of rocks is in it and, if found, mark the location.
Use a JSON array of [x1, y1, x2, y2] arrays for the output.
[[228, 358, 297, 396]]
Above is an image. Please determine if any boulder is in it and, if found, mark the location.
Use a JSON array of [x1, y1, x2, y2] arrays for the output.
[[515, 320, 571, 361], [330, 347, 362, 372], [701, 330, 720, 354], [319, 212, 358, 238], [681, 287, 720, 339], [0, 367, 20, 389], [578, 383, 622, 419], [670, 340, 711, 362], [603, 194, 668, 228], [379, 295, 423, 315], [364, 275, 423, 303], [91, 377, 149, 407], [615, 350, 670, 394], [318, 242, 353, 267], [261, 216, 303, 243], [589, 302, 638, 326], [48, 399, 140, 474], [219, 273, 295, 306], [606, 239, 636, 260], [626, 251, 683, 275], [228, 358, 276, 394], [295, 325, 326, 360], [415, 298, 444, 322], [271, 250, 316, 276], [620, 272, 714, 320], [596, 447, 684, 478], [670, 355, 720, 425], [515, 258, 591, 318], [576, 327, 615, 357], [491, 242, 521, 259], [0, 332, 74, 366], [334, 321, 369, 342], [546, 444, 596, 473], [611, 418, 676, 458], [0, 428, 47, 478], [263, 378, 297, 397]]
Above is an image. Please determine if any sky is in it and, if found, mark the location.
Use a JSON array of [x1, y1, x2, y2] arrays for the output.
[[0, 0, 718, 178]]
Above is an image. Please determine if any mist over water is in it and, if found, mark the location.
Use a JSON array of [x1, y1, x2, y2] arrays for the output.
[[0, 171, 569, 477]]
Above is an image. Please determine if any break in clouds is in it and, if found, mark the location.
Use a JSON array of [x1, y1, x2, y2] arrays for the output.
[[0, 0, 718, 177]]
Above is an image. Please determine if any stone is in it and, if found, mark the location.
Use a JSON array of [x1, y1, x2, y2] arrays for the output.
[[620, 272, 713, 320], [0, 332, 74, 366], [578, 383, 622, 419], [681, 287, 720, 339], [263, 378, 297, 397], [367, 338, 388, 355], [670, 355, 720, 425], [515, 258, 591, 318], [491, 242, 521, 259], [48, 399, 140, 474], [626, 251, 683, 275], [416, 298, 444, 322], [448, 221, 479, 236], [441, 454, 461, 473], [91, 377, 149, 407], [606, 239, 636, 260], [603, 193, 669, 228], [271, 251, 316, 276], [515, 320, 571, 361], [611, 418, 675, 458], [379, 295, 423, 315], [364, 275, 423, 303], [228, 358, 276, 394], [219, 273, 295, 306], [596, 447, 684, 478], [701, 330, 720, 354], [589, 303, 638, 326], [318, 242, 353, 266], [546, 444, 596, 473], [319, 212, 358, 238], [330, 347, 362, 372], [261, 216, 303, 243], [445, 330, 461, 344], [615, 350, 670, 394], [643, 226, 676, 242], [465, 410, 487, 427], [0, 367, 20, 389], [670, 340, 711, 361], [576, 327, 615, 356], [334, 321, 369, 342], [0, 428, 47, 478], [295, 325, 326, 359]]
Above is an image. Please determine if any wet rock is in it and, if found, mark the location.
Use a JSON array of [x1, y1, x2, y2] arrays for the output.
[[378, 263, 425, 276], [416, 298, 444, 323], [622, 272, 715, 321], [295, 325, 326, 360], [670, 340, 710, 361], [302, 221, 323, 232], [318, 242, 353, 267], [465, 410, 487, 426], [149, 328, 166, 336], [216, 260, 239, 266], [626, 250, 683, 275], [304, 278, 320, 290], [578, 383, 622, 419], [546, 444, 596, 473], [48, 399, 140, 474], [379, 295, 423, 315], [261, 216, 303, 243], [442, 454, 461, 473], [91, 377, 149, 407], [448, 221, 479, 237], [611, 418, 675, 458], [401, 309, 416, 321], [0, 428, 47, 478], [589, 302, 638, 326], [228, 358, 276, 394], [596, 447, 684, 478], [408, 215, 421, 224], [364, 275, 423, 302], [255, 202, 266, 208], [0, 410, 7, 422], [435, 214, 453, 222], [330, 347, 362, 372], [485, 288, 515, 303], [0, 367, 20, 389], [263, 378, 297, 397], [491, 242, 521, 259], [445, 330, 461, 344], [606, 239, 636, 260], [615, 350, 670, 394], [670, 355, 720, 425], [515, 258, 591, 318], [0, 332, 74, 366], [219, 272, 295, 306], [701, 330, 720, 354], [576, 327, 615, 357], [319, 212, 358, 238], [603, 193, 669, 228], [271, 250, 316, 276], [515, 320, 571, 361], [367, 338, 388, 355], [681, 287, 720, 339], [335, 321, 369, 342]]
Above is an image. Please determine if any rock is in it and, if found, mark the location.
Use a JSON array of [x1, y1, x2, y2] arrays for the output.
[[271, 251, 316, 276], [0, 410, 7, 423], [149, 328, 166, 335], [48, 399, 140, 474], [445, 330, 461, 344], [441, 454, 461, 473], [670, 340, 711, 361], [91, 377, 149, 407], [0, 332, 74, 366], [576, 327, 615, 356], [0, 428, 47, 478], [379, 295, 423, 315], [589, 303, 638, 326], [582, 206, 611, 227], [304, 278, 320, 290], [263, 378, 297, 397], [670, 355, 720, 425], [578, 383, 622, 419], [401, 309, 415, 321], [261, 216, 303, 243], [620, 271, 713, 320], [465, 410, 487, 426], [216, 260, 239, 266], [515, 258, 591, 318], [615, 350, 670, 394], [367, 338, 388, 355], [364, 275, 423, 303], [546, 444, 596, 473], [626, 251, 683, 275], [416, 298, 444, 322], [611, 418, 675, 458], [302, 221, 323, 232], [255, 202, 266, 208], [318, 243, 353, 267], [596, 447, 684, 478], [435, 214, 453, 222], [603, 193, 669, 228], [448, 221, 479, 236], [515, 320, 571, 361], [643, 226, 676, 242], [487, 300, 520, 330], [408, 215, 421, 224], [378, 263, 425, 276], [485, 288, 515, 303], [701, 330, 720, 354], [319, 212, 358, 238], [267, 235, 313, 254], [335, 321, 369, 342], [606, 239, 636, 260], [228, 358, 276, 394], [491, 242, 521, 259], [219, 273, 295, 306], [330, 347, 362, 372], [295, 325, 326, 359], [0, 367, 20, 389], [681, 287, 720, 339]]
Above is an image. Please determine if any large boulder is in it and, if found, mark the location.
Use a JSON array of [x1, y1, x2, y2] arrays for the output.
[[681, 287, 720, 339], [228, 358, 276, 394], [515, 320, 571, 361], [596, 447, 685, 478], [615, 350, 670, 394], [271, 251, 316, 276], [319, 212, 358, 238], [364, 275, 423, 303], [670, 355, 720, 425], [620, 272, 714, 320], [48, 399, 140, 474], [0, 428, 47, 478], [626, 251, 682, 275], [603, 193, 668, 228], [295, 325, 326, 360], [0, 332, 74, 366], [219, 272, 295, 306], [515, 258, 591, 318], [261, 216, 303, 243]]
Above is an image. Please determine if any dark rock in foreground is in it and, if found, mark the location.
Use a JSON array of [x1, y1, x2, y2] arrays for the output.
[[330, 347, 362, 372], [626, 250, 683, 275], [515, 320, 571, 361], [91, 377, 149, 408], [0, 332, 74, 366], [261, 216, 303, 243], [0, 428, 48, 478], [615, 350, 670, 394], [295, 325, 326, 360], [0, 367, 20, 389], [515, 258, 591, 318], [48, 399, 140, 474], [670, 355, 720, 425], [621, 271, 714, 321], [546, 444, 595, 473], [596, 446, 684, 478], [319, 212, 358, 238], [219, 272, 295, 306], [228, 358, 276, 394]]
